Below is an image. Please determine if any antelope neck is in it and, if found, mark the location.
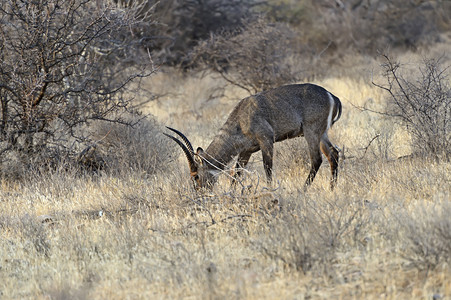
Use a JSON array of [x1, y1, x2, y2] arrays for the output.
[[204, 133, 243, 170]]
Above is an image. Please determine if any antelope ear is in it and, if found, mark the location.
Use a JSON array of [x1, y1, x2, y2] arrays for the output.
[[196, 147, 204, 155], [194, 147, 204, 165]]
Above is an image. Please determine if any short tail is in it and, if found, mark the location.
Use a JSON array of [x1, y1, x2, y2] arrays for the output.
[[331, 95, 342, 126]]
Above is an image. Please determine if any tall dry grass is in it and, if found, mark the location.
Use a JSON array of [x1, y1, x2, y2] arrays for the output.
[[1, 56, 450, 299]]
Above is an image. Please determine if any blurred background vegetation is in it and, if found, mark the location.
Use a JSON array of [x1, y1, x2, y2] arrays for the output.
[[141, 0, 450, 67]]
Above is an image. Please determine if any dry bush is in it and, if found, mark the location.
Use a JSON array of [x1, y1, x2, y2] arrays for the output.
[[254, 195, 372, 275], [258, 0, 451, 80], [117, 0, 262, 65], [193, 18, 301, 94], [0, 0, 155, 176], [0, 111, 175, 178], [87, 112, 175, 176], [373, 55, 451, 159], [391, 202, 451, 271], [266, 0, 451, 56], [112, 0, 451, 71], [345, 0, 450, 51]]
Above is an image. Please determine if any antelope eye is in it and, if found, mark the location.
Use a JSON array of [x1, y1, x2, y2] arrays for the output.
[[193, 175, 199, 181]]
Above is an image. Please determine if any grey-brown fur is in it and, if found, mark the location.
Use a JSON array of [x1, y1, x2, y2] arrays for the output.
[[166, 83, 342, 189]]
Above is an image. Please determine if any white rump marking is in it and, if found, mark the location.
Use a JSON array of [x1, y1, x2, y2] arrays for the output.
[[326, 92, 335, 130]]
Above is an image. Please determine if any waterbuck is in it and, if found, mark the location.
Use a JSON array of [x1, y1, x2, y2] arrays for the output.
[[165, 83, 342, 189]]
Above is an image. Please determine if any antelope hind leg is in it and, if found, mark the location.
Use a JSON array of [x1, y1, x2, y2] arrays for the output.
[[320, 136, 339, 189], [304, 131, 323, 188]]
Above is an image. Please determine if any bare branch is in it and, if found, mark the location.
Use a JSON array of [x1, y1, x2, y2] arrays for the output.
[[0, 0, 157, 169], [373, 54, 451, 159]]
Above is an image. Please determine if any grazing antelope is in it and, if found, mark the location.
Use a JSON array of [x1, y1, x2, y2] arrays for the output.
[[165, 83, 342, 189]]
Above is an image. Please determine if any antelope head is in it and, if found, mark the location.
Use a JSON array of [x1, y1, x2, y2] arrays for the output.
[[164, 127, 219, 189]]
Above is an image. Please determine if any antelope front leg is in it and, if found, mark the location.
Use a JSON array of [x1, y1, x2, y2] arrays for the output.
[[260, 141, 274, 183], [232, 151, 252, 185]]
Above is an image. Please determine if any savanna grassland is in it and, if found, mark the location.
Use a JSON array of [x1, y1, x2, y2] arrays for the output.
[[1, 0, 451, 299], [1, 47, 450, 299]]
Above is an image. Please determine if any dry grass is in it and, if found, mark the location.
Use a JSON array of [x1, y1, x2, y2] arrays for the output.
[[1, 56, 450, 299]]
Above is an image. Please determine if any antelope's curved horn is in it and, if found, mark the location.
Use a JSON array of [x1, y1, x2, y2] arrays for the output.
[[164, 133, 197, 173], [166, 126, 194, 156]]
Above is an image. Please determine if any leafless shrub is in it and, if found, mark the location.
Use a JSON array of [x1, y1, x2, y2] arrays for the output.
[[89, 112, 175, 175], [0, 0, 155, 175], [372, 55, 451, 159], [193, 18, 301, 94]]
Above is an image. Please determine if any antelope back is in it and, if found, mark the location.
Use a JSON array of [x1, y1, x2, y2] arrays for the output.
[[222, 84, 341, 140]]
